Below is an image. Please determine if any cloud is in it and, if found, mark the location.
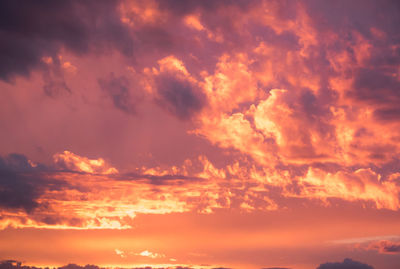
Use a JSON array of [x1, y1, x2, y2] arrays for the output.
[[1, 0, 400, 233], [0, 0, 133, 82], [98, 73, 142, 114], [0, 152, 243, 229], [154, 72, 205, 120], [136, 250, 165, 259], [316, 258, 374, 269], [366, 240, 400, 255], [0, 153, 48, 212], [1, 148, 399, 230], [53, 150, 118, 174], [149, 56, 207, 120], [294, 167, 400, 210], [378, 241, 400, 254], [41, 56, 71, 97], [115, 249, 126, 258]]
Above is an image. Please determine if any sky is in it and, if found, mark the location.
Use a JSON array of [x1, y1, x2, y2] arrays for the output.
[[0, 0, 400, 268]]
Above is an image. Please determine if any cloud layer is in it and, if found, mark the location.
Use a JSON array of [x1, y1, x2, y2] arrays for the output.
[[1, 1, 400, 268]]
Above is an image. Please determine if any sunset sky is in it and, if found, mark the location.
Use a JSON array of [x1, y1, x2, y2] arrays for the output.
[[1, 1, 400, 269]]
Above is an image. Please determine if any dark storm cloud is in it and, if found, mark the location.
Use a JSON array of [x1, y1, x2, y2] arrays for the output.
[[154, 73, 206, 120], [317, 258, 374, 269], [0, 153, 76, 216], [98, 73, 140, 114], [0, 153, 76, 213], [0, 154, 45, 212], [0, 0, 133, 81]]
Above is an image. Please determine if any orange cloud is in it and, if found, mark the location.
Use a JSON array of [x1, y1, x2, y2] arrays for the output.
[[0, 152, 279, 230], [115, 249, 126, 258], [3, 150, 396, 231], [136, 250, 165, 259], [292, 168, 400, 210], [53, 151, 118, 174]]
